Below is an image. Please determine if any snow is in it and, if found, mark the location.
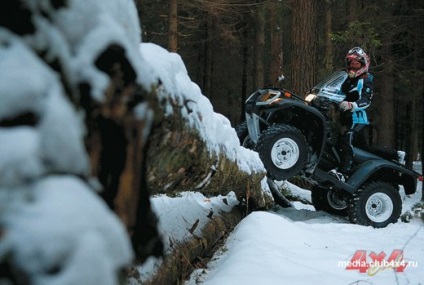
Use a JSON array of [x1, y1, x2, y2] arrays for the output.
[[131, 169, 423, 285], [132, 191, 240, 282], [186, 184, 424, 285], [151, 191, 239, 248], [25, 0, 143, 102], [1, 0, 142, 284], [1, 176, 132, 285], [0, 32, 89, 185]]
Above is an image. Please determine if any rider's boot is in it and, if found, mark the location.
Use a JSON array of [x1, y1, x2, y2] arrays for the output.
[[329, 157, 353, 182], [329, 169, 346, 182]]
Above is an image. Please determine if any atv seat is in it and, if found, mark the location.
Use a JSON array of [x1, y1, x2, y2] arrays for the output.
[[353, 145, 399, 163], [353, 147, 381, 164]]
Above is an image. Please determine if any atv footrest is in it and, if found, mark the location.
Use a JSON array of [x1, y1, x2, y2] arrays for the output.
[[313, 168, 355, 193]]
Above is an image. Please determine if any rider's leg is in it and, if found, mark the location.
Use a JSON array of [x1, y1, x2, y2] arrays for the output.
[[339, 124, 365, 174], [339, 131, 354, 173]]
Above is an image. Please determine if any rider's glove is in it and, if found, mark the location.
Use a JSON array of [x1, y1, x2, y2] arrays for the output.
[[339, 101, 357, 112]]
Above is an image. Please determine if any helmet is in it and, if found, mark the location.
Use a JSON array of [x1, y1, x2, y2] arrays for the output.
[[345, 47, 370, 78]]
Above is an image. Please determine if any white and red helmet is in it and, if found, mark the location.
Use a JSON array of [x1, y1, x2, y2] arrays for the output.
[[345, 47, 370, 78]]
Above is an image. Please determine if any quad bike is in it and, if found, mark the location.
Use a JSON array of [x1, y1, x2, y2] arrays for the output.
[[236, 71, 421, 228]]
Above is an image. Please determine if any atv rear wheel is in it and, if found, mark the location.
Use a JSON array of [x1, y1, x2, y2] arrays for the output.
[[255, 124, 308, 180], [348, 181, 401, 228], [311, 186, 349, 216]]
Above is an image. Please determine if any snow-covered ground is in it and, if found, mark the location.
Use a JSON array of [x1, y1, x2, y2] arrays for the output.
[[133, 178, 423, 285], [186, 182, 424, 285]]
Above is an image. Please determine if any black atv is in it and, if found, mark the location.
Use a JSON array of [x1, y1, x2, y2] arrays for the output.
[[236, 71, 421, 228]]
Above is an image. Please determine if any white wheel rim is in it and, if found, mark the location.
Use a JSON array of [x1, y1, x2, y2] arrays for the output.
[[270, 138, 300, 169], [365, 193, 394, 223]]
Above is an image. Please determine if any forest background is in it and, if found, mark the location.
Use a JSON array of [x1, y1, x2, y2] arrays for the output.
[[135, 0, 423, 169]]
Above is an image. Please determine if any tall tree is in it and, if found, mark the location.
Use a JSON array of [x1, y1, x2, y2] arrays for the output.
[[375, 1, 395, 148], [168, 0, 178, 52], [254, 5, 265, 88], [407, 0, 422, 165], [268, 0, 283, 84], [290, 0, 318, 96], [347, 0, 358, 22], [422, 90, 424, 201], [240, 22, 249, 122], [377, 42, 395, 148], [323, 0, 334, 72], [203, 14, 214, 98]]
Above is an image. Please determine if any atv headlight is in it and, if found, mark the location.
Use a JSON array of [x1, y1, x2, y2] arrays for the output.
[[305, 94, 316, 103]]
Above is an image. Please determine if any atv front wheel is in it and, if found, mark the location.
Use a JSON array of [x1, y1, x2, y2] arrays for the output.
[[348, 181, 401, 228], [311, 186, 349, 216], [256, 124, 308, 180]]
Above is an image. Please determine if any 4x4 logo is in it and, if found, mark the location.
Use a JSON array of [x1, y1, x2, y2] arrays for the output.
[[345, 250, 410, 276]]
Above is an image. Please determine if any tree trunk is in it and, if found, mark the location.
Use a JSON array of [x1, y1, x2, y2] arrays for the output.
[[347, 0, 358, 23], [196, 14, 207, 91], [168, 0, 178, 52], [254, 5, 265, 88], [240, 23, 249, 122], [323, 1, 334, 72], [145, 97, 270, 207], [376, 55, 395, 148], [408, 94, 418, 167], [139, 208, 244, 284], [290, 0, 318, 96], [268, 0, 283, 85], [0, 0, 164, 277], [203, 14, 214, 98], [85, 50, 164, 263], [373, 0, 395, 149], [408, 18, 420, 166], [422, 88, 424, 201]]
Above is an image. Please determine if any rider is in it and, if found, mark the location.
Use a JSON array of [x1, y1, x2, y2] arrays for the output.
[[337, 47, 373, 175]]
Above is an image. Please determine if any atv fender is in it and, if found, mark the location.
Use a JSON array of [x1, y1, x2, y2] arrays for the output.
[[347, 160, 419, 195], [266, 101, 327, 166]]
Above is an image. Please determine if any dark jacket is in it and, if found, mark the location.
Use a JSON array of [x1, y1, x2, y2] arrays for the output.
[[340, 73, 374, 128]]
